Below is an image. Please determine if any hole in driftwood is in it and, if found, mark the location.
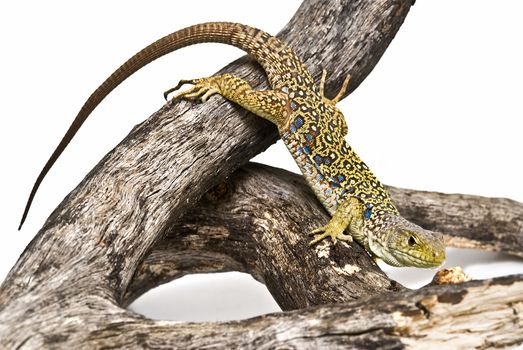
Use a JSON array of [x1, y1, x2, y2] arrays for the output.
[[127, 272, 281, 322]]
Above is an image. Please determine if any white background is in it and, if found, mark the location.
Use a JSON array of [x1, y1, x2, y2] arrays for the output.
[[1, 0, 522, 344]]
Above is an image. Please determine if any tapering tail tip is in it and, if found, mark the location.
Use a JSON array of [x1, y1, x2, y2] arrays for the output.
[[18, 197, 32, 231], [18, 214, 26, 231]]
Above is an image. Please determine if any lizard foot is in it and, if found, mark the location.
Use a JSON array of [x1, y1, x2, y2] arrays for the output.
[[163, 77, 221, 104], [308, 224, 353, 246], [308, 197, 364, 246]]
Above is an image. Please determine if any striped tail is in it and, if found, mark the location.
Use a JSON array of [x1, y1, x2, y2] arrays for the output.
[[18, 22, 284, 229]]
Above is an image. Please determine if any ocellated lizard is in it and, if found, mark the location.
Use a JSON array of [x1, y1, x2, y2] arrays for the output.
[[19, 22, 445, 268]]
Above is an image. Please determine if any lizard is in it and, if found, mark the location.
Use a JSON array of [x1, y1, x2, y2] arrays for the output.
[[19, 22, 445, 268]]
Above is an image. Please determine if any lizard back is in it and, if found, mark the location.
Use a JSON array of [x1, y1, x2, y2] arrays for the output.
[[280, 92, 398, 217]]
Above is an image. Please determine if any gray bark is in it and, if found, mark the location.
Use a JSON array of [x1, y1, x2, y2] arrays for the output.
[[1, 0, 522, 349]]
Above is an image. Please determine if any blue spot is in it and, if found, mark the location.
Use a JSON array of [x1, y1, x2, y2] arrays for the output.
[[296, 146, 303, 155], [314, 155, 322, 165], [325, 189, 333, 196], [305, 133, 314, 142], [290, 101, 298, 111], [331, 181, 340, 188], [295, 117, 304, 127], [290, 124, 297, 133], [317, 174, 325, 181], [337, 175, 345, 182], [339, 189, 347, 197], [324, 158, 331, 165], [364, 204, 373, 220], [303, 146, 311, 154]]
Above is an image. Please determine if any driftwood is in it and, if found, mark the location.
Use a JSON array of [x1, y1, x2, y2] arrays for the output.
[[1, 0, 522, 348]]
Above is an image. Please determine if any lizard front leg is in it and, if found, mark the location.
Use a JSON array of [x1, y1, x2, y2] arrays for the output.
[[164, 74, 290, 127], [309, 196, 364, 245]]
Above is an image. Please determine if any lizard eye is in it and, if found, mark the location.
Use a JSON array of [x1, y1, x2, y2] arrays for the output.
[[408, 236, 417, 246]]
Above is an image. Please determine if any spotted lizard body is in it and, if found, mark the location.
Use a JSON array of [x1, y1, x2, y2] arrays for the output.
[[20, 22, 445, 267]]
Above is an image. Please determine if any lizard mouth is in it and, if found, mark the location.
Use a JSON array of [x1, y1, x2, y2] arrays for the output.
[[389, 248, 445, 268]]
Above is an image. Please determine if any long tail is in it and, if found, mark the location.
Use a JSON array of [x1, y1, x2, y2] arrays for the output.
[[18, 22, 280, 230]]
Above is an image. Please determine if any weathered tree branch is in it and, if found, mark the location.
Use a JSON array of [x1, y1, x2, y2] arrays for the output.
[[125, 163, 523, 307], [11, 275, 521, 349], [103, 275, 523, 349], [2, 0, 522, 348], [124, 164, 404, 308]]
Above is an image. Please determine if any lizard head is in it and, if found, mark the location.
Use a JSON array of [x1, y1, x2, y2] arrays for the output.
[[364, 214, 446, 268]]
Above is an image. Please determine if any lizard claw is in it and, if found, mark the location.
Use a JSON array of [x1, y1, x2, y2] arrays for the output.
[[163, 79, 193, 101], [164, 77, 221, 104], [308, 224, 352, 246]]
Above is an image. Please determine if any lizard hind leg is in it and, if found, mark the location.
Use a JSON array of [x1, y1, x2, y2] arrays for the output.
[[318, 69, 351, 105], [164, 74, 290, 127], [331, 74, 351, 104]]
